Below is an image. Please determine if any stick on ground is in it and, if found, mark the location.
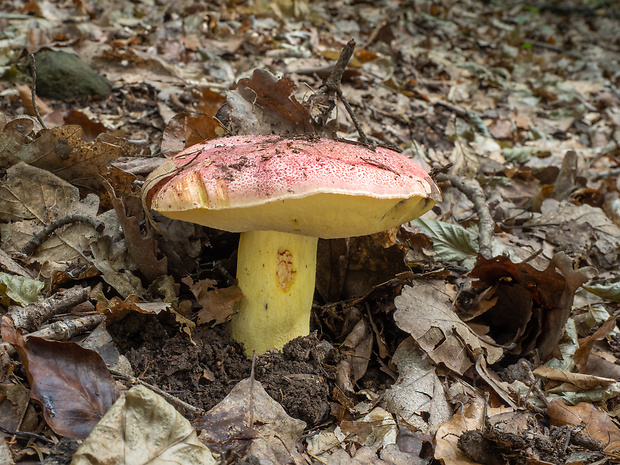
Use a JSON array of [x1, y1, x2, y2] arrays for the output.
[[9, 285, 90, 332]]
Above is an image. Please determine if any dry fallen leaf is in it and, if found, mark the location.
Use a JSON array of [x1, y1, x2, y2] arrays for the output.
[[336, 318, 373, 394], [71, 385, 217, 465], [533, 365, 616, 391], [574, 316, 617, 373], [0, 383, 30, 432], [434, 398, 486, 465], [466, 252, 596, 361], [182, 277, 243, 325], [196, 377, 307, 464], [0, 163, 101, 279], [225, 69, 315, 136], [1, 316, 119, 439], [384, 337, 452, 434], [104, 180, 167, 282], [160, 112, 226, 155], [548, 399, 620, 452], [394, 280, 503, 375]]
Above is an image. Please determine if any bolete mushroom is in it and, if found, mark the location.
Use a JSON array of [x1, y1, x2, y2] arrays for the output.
[[143, 135, 441, 355]]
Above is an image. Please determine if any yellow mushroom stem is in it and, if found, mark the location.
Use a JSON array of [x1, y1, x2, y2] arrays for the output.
[[230, 230, 318, 355]]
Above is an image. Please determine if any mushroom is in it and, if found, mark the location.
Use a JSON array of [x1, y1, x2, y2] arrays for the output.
[[143, 135, 441, 355]]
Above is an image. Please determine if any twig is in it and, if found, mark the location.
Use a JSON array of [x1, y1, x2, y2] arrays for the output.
[[29, 53, 46, 129], [0, 313, 105, 357], [8, 285, 90, 332], [527, 41, 585, 60], [325, 40, 354, 92], [21, 214, 104, 256], [437, 174, 494, 259], [109, 369, 203, 417], [310, 39, 369, 144], [434, 100, 468, 118], [331, 85, 369, 145], [0, 425, 52, 444], [324, 40, 369, 145]]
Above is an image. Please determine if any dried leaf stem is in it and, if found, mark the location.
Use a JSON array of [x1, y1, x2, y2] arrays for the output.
[[29, 53, 46, 129], [110, 369, 203, 417], [0, 425, 52, 444]]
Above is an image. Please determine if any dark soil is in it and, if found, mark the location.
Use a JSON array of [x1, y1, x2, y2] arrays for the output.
[[108, 312, 332, 427]]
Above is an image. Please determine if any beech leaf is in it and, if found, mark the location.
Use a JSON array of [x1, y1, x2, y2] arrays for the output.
[[1, 316, 119, 439], [394, 281, 504, 375], [72, 385, 216, 465]]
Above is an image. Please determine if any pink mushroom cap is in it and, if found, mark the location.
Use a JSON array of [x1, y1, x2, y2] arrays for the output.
[[145, 135, 442, 238]]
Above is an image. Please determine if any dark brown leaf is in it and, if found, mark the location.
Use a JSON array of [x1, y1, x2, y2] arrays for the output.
[[466, 253, 596, 361], [103, 180, 167, 282], [1, 316, 119, 439], [235, 69, 314, 135]]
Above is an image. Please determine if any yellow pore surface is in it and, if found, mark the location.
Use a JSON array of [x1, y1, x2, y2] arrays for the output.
[[156, 192, 436, 239]]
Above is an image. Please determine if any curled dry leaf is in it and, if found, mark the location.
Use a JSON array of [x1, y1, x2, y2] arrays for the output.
[[182, 276, 243, 325], [1, 316, 119, 439], [72, 385, 216, 465], [394, 280, 503, 375], [103, 180, 167, 282], [336, 318, 373, 394], [533, 365, 616, 391], [225, 68, 315, 135], [574, 315, 617, 373], [95, 294, 171, 324], [466, 252, 597, 361]]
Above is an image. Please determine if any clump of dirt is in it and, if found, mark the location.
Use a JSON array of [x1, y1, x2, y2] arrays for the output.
[[108, 313, 332, 427], [255, 334, 333, 426]]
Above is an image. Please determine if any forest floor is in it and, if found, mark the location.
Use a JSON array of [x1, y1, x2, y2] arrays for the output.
[[1, 0, 620, 464]]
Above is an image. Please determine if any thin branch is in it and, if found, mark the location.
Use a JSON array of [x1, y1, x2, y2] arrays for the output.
[[21, 214, 104, 255], [110, 369, 203, 417], [330, 85, 369, 145], [0, 312, 104, 357], [309, 39, 369, 144], [437, 174, 495, 259], [322, 40, 369, 145], [324, 40, 354, 92], [0, 425, 52, 444], [9, 285, 90, 332]]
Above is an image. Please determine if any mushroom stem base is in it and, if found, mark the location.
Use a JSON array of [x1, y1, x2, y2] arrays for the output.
[[231, 230, 318, 355]]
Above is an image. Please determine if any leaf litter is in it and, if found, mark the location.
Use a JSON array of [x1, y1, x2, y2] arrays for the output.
[[0, 0, 620, 464]]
